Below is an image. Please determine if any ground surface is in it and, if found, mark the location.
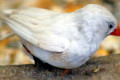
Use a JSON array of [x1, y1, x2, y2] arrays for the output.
[[0, 54, 120, 80]]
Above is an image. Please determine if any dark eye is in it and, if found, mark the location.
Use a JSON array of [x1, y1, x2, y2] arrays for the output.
[[109, 24, 113, 29]]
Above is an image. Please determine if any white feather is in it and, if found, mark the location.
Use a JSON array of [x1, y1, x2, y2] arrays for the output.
[[0, 4, 118, 69]]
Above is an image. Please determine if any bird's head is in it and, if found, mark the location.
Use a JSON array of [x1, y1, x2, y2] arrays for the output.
[[74, 4, 120, 40]]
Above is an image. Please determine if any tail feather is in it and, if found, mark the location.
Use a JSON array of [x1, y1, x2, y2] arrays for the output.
[[0, 10, 9, 28], [0, 10, 6, 20], [0, 9, 15, 20], [0, 9, 38, 46]]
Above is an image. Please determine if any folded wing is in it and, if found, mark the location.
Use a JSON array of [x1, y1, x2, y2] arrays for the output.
[[2, 8, 70, 52]]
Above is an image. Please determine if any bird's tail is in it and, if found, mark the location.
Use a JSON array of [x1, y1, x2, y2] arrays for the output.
[[0, 9, 9, 28], [0, 9, 14, 20], [0, 9, 36, 45], [0, 10, 6, 20]]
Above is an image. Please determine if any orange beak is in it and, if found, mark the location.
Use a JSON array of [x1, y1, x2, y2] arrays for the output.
[[110, 23, 120, 36]]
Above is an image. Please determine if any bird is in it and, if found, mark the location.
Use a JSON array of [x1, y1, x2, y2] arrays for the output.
[[0, 4, 120, 75]]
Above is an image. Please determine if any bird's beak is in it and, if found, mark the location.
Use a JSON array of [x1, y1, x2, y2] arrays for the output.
[[110, 23, 120, 36]]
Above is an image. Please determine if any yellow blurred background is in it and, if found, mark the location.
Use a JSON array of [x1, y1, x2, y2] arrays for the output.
[[0, 0, 120, 65]]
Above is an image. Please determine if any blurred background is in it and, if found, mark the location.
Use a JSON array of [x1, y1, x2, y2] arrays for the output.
[[0, 0, 120, 65]]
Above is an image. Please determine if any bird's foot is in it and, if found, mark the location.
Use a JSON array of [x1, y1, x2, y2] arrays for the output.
[[62, 69, 69, 76]]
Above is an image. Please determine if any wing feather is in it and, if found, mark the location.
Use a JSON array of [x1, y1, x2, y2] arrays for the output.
[[3, 8, 70, 52]]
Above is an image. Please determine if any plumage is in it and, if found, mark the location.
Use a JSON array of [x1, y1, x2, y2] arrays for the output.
[[0, 4, 120, 69]]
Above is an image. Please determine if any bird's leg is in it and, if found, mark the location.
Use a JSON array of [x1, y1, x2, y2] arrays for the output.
[[22, 44, 69, 73], [22, 44, 39, 67], [32, 56, 48, 67], [33, 56, 58, 71], [22, 44, 56, 69], [33, 56, 40, 67], [62, 69, 69, 76]]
